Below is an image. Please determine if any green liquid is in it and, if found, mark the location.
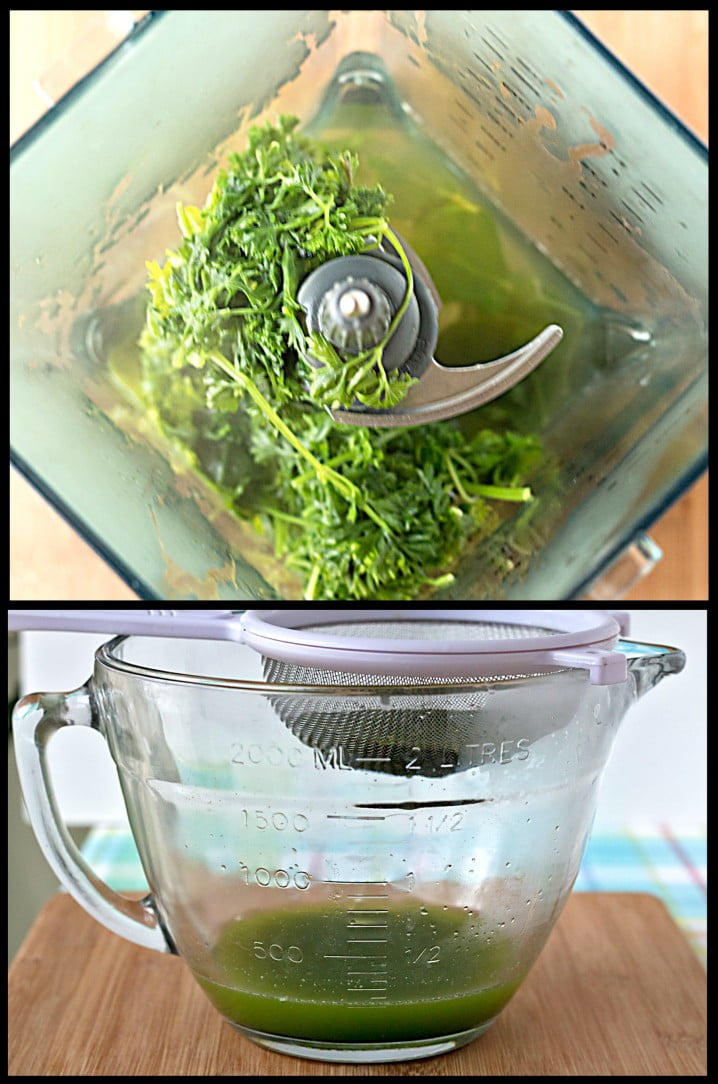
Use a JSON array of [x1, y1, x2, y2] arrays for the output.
[[193, 902, 524, 1044]]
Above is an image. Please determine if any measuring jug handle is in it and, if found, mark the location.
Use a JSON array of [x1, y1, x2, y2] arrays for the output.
[[12, 682, 172, 954]]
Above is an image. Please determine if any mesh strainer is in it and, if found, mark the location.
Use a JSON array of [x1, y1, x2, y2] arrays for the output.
[[8, 608, 630, 777], [239, 609, 629, 680], [239, 609, 630, 776]]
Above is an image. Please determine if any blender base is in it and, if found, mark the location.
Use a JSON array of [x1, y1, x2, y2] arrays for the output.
[[232, 1020, 495, 1064]]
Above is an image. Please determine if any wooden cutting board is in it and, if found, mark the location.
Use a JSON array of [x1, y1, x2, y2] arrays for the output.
[[8, 892, 705, 1076]]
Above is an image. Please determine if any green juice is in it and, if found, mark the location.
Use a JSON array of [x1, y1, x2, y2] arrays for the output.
[[193, 902, 524, 1044]]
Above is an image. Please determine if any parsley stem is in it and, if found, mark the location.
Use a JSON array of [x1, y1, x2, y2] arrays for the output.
[[425, 572, 456, 589], [380, 224, 415, 339], [207, 350, 355, 497], [353, 219, 414, 359], [445, 453, 473, 505], [304, 562, 322, 600], [265, 508, 308, 527], [471, 483, 533, 502], [207, 349, 395, 535], [292, 446, 360, 487], [445, 451, 532, 503]]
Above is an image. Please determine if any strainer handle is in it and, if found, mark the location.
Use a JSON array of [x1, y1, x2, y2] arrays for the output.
[[12, 681, 172, 953], [8, 609, 243, 639], [601, 611, 631, 636]]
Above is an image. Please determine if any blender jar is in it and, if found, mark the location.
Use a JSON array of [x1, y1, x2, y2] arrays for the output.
[[10, 12, 707, 599]]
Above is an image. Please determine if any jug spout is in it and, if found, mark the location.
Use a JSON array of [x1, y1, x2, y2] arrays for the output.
[[622, 639, 686, 703]]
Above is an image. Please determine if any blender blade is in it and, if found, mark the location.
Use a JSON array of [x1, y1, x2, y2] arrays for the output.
[[297, 233, 563, 427], [329, 324, 563, 427]]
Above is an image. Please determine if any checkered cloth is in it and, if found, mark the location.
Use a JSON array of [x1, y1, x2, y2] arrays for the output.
[[80, 824, 706, 967], [574, 826, 706, 966]]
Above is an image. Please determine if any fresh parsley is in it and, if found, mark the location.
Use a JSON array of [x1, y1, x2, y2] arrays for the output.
[[139, 116, 543, 599]]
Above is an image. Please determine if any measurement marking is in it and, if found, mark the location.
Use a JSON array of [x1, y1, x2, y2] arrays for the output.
[[348, 923, 388, 929], [323, 954, 388, 960], [347, 938, 388, 944], [350, 987, 388, 993], [322, 879, 387, 885], [355, 798, 486, 811], [346, 894, 389, 900], [347, 909, 389, 913], [326, 814, 386, 821], [354, 757, 392, 764]]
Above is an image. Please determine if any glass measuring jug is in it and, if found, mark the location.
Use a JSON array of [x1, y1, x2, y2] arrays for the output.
[[12, 617, 685, 1063]]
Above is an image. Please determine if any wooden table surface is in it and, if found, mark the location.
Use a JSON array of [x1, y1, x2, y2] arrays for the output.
[[8, 891, 706, 1076], [9, 11, 708, 601]]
